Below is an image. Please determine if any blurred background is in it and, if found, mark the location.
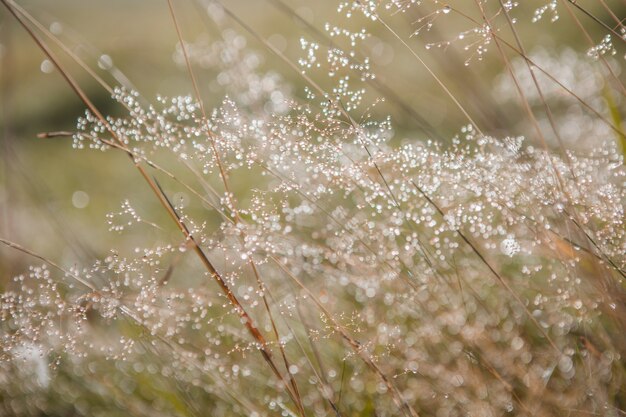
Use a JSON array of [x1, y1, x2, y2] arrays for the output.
[[1, 0, 625, 276]]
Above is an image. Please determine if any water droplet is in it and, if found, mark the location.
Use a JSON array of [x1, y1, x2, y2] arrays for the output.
[[558, 356, 573, 373], [98, 54, 113, 70], [72, 190, 90, 209], [500, 237, 520, 257], [40, 59, 54, 74], [49, 22, 63, 35]]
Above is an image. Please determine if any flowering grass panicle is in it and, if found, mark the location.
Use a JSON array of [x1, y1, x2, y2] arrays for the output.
[[1, 1, 625, 416]]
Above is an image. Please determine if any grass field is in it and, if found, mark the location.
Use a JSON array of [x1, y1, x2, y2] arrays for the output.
[[1, 1, 626, 416]]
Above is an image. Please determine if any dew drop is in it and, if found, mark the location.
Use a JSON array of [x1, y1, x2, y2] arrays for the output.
[[72, 190, 90, 209], [98, 54, 113, 70], [500, 237, 520, 257], [40, 59, 54, 74], [558, 356, 573, 373]]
